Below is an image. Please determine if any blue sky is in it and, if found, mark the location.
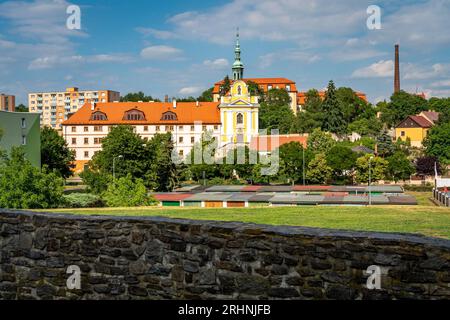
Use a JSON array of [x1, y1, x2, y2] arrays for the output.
[[0, 0, 449, 105]]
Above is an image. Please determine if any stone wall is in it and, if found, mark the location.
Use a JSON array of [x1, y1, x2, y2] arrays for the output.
[[1, 209, 449, 300]]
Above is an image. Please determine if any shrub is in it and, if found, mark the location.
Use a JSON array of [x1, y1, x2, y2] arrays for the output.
[[103, 175, 157, 207], [63, 193, 105, 208], [80, 169, 113, 195]]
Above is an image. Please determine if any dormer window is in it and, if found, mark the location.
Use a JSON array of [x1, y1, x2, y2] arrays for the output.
[[161, 111, 178, 121], [90, 111, 107, 121], [123, 109, 145, 121]]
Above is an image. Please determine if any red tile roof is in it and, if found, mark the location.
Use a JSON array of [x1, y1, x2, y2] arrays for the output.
[[62, 101, 221, 125], [409, 115, 433, 128], [250, 134, 308, 152], [213, 78, 297, 94]]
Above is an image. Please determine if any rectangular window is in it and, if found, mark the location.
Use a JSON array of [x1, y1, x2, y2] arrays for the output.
[[286, 85, 291, 91], [71, 126, 76, 132], [93, 126, 102, 132], [21, 118, 26, 128], [179, 150, 184, 156], [84, 151, 89, 158], [72, 138, 76, 145], [179, 126, 184, 131], [202, 125, 207, 131], [214, 125, 218, 130], [179, 137, 184, 143], [144, 126, 148, 132], [84, 138, 89, 144], [191, 137, 195, 143], [156, 126, 160, 132], [401, 131, 406, 137], [21, 135, 26, 145], [190, 125, 195, 132], [84, 126, 89, 132]]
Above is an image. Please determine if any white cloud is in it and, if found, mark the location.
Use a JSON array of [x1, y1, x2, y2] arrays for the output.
[[178, 86, 203, 95], [203, 58, 229, 69], [28, 54, 133, 70], [351, 60, 394, 78], [136, 27, 178, 40], [430, 79, 450, 88], [0, 0, 86, 44], [403, 63, 450, 80], [141, 0, 366, 45], [259, 50, 320, 68], [140, 45, 183, 60]]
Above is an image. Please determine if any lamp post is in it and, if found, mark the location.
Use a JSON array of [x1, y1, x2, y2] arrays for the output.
[[113, 155, 123, 180], [368, 156, 374, 206], [302, 147, 306, 186]]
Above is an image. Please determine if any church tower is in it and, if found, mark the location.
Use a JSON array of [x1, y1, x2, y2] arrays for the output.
[[232, 28, 244, 80]]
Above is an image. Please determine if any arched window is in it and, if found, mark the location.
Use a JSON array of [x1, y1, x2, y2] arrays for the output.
[[123, 109, 146, 121], [161, 111, 178, 121], [236, 113, 244, 125], [90, 111, 107, 121], [237, 86, 242, 95]]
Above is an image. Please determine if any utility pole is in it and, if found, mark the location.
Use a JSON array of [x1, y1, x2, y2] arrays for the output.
[[113, 155, 123, 180], [368, 156, 373, 206]]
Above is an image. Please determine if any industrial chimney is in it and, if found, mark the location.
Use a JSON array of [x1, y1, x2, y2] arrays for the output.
[[394, 44, 400, 93]]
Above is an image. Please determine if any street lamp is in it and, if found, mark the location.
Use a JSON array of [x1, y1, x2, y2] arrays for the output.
[[302, 147, 306, 186], [368, 156, 374, 206], [113, 155, 123, 180]]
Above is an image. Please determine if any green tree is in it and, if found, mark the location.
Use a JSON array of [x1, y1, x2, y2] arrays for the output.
[[186, 131, 220, 182], [0, 147, 64, 209], [41, 126, 75, 178], [277, 142, 312, 184], [259, 88, 295, 134], [376, 130, 395, 158], [218, 146, 256, 181], [15, 104, 29, 112], [355, 154, 388, 184], [336, 87, 368, 125], [321, 81, 346, 134], [120, 92, 160, 102], [386, 152, 415, 182], [348, 118, 382, 136], [146, 133, 178, 191], [423, 122, 450, 165], [306, 153, 332, 184], [326, 144, 357, 180], [247, 80, 265, 97], [197, 87, 214, 102], [220, 75, 231, 96], [382, 91, 428, 127], [307, 128, 335, 154], [103, 175, 156, 207], [79, 169, 113, 195], [86, 126, 178, 192]]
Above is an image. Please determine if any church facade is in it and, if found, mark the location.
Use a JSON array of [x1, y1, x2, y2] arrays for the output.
[[62, 80, 260, 172]]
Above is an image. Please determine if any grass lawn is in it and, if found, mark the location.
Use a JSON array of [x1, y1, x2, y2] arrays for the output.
[[39, 192, 450, 239]]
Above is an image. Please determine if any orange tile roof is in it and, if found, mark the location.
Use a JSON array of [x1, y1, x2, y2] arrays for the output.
[[213, 78, 297, 94], [297, 91, 367, 105], [62, 102, 221, 125], [250, 134, 308, 152], [420, 111, 440, 124]]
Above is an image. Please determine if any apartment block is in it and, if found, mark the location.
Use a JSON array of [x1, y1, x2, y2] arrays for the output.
[[28, 87, 120, 130], [0, 94, 15, 112]]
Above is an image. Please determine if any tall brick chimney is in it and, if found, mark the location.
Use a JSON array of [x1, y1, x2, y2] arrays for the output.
[[394, 44, 400, 93]]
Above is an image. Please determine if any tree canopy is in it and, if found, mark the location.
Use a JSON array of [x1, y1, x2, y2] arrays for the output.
[[41, 126, 75, 178]]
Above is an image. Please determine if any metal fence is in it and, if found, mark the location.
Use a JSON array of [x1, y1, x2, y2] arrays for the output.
[[433, 188, 450, 207]]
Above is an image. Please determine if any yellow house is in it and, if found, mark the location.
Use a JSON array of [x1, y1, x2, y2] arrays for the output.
[[395, 111, 440, 147]]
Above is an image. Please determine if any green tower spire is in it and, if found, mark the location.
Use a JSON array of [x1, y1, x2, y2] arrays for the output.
[[232, 27, 244, 80]]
